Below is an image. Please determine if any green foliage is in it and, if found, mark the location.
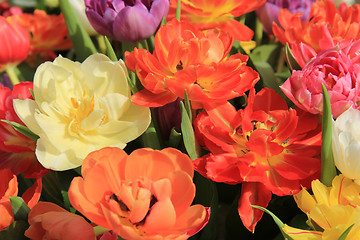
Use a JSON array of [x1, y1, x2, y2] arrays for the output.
[[320, 84, 337, 186], [59, 0, 97, 61], [1, 120, 39, 142]]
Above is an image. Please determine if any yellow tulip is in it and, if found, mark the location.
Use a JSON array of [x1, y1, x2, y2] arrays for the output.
[[283, 175, 360, 239]]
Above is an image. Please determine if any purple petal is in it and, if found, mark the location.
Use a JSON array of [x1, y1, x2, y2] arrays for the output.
[[113, 4, 157, 42], [86, 9, 116, 39], [149, 0, 169, 23]]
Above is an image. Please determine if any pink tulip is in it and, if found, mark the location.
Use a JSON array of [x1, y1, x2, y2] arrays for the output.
[[281, 40, 360, 118]]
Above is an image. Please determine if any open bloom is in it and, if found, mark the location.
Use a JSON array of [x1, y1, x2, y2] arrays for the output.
[[169, 0, 265, 41], [13, 54, 151, 171], [332, 107, 360, 183], [25, 202, 95, 240], [85, 0, 170, 43], [10, 10, 72, 62], [273, 0, 360, 53], [194, 88, 321, 231], [0, 82, 48, 178], [126, 19, 259, 108], [0, 15, 29, 71], [281, 40, 360, 118], [69, 147, 209, 239], [283, 175, 360, 239], [256, 0, 315, 34]]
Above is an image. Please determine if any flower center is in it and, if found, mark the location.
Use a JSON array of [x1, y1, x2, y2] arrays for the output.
[[123, 0, 153, 10], [68, 91, 95, 133], [105, 178, 159, 231]]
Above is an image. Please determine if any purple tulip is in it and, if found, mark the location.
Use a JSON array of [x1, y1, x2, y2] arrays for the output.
[[256, 0, 316, 34], [85, 0, 169, 42]]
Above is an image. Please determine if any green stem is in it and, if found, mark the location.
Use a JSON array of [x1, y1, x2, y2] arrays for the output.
[[6, 65, 20, 85], [139, 109, 163, 150]]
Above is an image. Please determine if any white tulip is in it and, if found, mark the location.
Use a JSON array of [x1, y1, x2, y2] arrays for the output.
[[69, 0, 98, 36], [332, 107, 360, 183]]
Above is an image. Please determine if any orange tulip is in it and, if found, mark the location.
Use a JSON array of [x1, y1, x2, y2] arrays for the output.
[[169, 0, 265, 41], [69, 147, 209, 239], [25, 202, 95, 240], [126, 19, 259, 108], [0, 169, 17, 231], [9, 10, 72, 62], [273, 0, 360, 53]]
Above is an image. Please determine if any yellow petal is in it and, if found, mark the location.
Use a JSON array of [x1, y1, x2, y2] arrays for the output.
[[282, 224, 322, 240]]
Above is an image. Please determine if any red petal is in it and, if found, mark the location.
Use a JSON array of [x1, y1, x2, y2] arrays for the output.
[[237, 182, 272, 232]]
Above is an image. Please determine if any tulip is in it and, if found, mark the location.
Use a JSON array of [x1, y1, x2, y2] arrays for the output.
[[332, 108, 360, 183], [69, 147, 209, 239], [12, 10, 72, 61], [25, 202, 95, 240], [283, 175, 360, 239], [0, 169, 17, 231], [273, 0, 360, 53], [85, 0, 170, 43], [256, 0, 315, 34], [126, 19, 259, 108], [13, 54, 151, 171], [0, 82, 48, 178], [169, 0, 265, 41], [0, 16, 29, 72], [281, 40, 360, 118], [193, 88, 322, 231]]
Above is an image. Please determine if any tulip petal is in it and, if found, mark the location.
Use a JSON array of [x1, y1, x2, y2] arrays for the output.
[[143, 198, 176, 233], [237, 182, 272, 232]]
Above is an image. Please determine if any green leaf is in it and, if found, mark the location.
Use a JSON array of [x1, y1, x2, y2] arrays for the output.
[[320, 83, 336, 187], [166, 128, 182, 148], [9, 197, 30, 221], [59, 0, 97, 61], [161, 17, 167, 26], [251, 205, 294, 240], [250, 44, 280, 63], [0, 220, 29, 240], [284, 43, 302, 71], [29, 89, 35, 100], [183, 90, 192, 121], [104, 36, 118, 61], [175, 0, 181, 21], [338, 224, 355, 240], [1, 120, 39, 142], [180, 101, 200, 160], [252, 61, 282, 94], [56, 169, 81, 213], [275, 71, 291, 81], [139, 109, 163, 150]]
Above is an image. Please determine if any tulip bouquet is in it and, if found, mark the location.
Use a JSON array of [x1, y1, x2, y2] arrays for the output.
[[1, 0, 360, 239]]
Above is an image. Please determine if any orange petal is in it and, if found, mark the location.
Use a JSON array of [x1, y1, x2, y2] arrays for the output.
[[0, 197, 14, 231], [125, 148, 176, 182], [143, 198, 176, 233]]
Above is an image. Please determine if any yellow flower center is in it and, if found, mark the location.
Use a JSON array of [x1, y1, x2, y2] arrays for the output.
[[68, 90, 96, 133]]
